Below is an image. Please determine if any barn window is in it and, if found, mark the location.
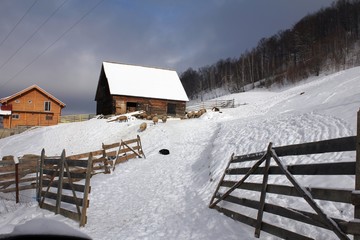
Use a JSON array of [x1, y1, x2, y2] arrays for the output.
[[126, 102, 137, 112], [44, 101, 51, 111], [12, 114, 19, 120], [167, 103, 176, 115]]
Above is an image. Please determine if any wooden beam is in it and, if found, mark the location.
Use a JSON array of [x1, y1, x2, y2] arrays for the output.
[[355, 109, 360, 240], [221, 181, 353, 204], [55, 150, 66, 214], [274, 136, 356, 156], [213, 205, 314, 240], [255, 143, 272, 238], [226, 161, 355, 175]]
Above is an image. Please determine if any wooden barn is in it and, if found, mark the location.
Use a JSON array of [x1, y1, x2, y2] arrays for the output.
[[95, 62, 189, 117], [0, 85, 66, 129]]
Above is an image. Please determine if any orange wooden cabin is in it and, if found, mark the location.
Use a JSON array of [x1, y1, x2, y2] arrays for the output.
[[0, 85, 66, 129]]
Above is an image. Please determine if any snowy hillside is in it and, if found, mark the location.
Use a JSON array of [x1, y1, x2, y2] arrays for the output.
[[0, 67, 359, 239]]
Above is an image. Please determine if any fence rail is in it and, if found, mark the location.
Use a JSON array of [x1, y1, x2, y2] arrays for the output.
[[186, 99, 235, 112], [209, 110, 360, 240], [0, 155, 39, 202], [60, 114, 96, 123]]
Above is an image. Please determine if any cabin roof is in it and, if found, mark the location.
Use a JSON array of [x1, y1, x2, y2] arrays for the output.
[[0, 85, 66, 107], [102, 62, 189, 101]]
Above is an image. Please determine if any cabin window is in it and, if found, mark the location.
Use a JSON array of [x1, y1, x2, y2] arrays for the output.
[[46, 115, 53, 120], [12, 114, 19, 120], [28, 100, 32, 104], [15, 100, 20, 103], [167, 103, 176, 115], [44, 101, 51, 111]]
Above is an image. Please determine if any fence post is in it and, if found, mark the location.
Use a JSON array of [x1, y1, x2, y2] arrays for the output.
[[355, 109, 360, 240], [15, 162, 19, 203], [55, 150, 66, 214]]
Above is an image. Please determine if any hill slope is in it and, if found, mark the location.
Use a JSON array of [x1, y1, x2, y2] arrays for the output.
[[0, 67, 359, 239]]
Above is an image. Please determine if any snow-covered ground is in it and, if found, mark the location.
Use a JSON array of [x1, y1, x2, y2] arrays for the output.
[[0, 67, 359, 239]]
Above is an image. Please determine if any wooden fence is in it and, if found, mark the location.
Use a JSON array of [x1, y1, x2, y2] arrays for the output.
[[186, 99, 235, 112], [209, 111, 360, 240], [0, 155, 39, 202], [0, 135, 145, 226], [60, 114, 97, 123], [66, 135, 145, 174], [38, 149, 92, 227]]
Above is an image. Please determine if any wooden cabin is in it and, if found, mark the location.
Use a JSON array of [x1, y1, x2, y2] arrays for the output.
[[95, 62, 189, 117], [0, 85, 66, 129]]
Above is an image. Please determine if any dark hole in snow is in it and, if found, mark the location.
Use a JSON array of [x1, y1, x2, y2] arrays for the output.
[[159, 149, 170, 155]]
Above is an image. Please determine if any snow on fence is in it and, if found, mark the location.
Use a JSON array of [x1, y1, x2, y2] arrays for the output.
[[186, 99, 235, 112], [209, 110, 360, 240]]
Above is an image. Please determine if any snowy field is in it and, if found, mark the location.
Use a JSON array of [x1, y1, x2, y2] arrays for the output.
[[0, 67, 359, 239]]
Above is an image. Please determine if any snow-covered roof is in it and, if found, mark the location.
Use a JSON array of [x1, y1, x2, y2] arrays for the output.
[[0, 85, 66, 107], [0, 110, 11, 115], [102, 62, 189, 101]]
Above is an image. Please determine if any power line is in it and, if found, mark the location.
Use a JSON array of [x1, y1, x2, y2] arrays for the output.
[[0, 0, 38, 48], [0, 0, 106, 89], [0, 0, 68, 72]]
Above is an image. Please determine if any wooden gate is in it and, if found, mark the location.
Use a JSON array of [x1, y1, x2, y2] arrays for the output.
[[38, 149, 92, 226], [209, 111, 360, 240]]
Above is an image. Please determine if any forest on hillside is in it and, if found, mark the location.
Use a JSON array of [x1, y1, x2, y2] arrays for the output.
[[180, 0, 360, 100]]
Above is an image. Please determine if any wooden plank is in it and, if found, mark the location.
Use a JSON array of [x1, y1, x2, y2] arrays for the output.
[[122, 138, 138, 145], [232, 136, 356, 163], [0, 160, 15, 165], [115, 153, 138, 164], [355, 109, 360, 240], [218, 195, 347, 232], [40, 202, 80, 222], [274, 136, 356, 156], [38, 149, 45, 203], [44, 158, 88, 167], [56, 150, 66, 214], [80, 153, 93, 227], [102, 142, 120, 150], [0, 184, 36, 193], [42, 169, 87, 179], [340, 221, 360, 235], [0, 164, 37, 173], [213, 205, 314, 240], [40, 191, 85, 206], [42, 179, 86, 192], [255, 144, 272, 238], [221, 181, 353, 204], [66, 149, 103, 160], [232, 151, 267, 163], [226, 161, 355, 175]]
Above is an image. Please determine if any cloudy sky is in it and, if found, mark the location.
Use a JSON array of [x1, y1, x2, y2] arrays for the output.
[[0, 0, 335, 114]]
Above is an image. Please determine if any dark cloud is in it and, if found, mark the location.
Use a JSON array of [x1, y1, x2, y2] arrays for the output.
[[0, 0, 335, 114]]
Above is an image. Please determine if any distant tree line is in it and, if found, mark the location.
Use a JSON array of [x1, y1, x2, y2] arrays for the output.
[[180, 0, 360, 100]]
